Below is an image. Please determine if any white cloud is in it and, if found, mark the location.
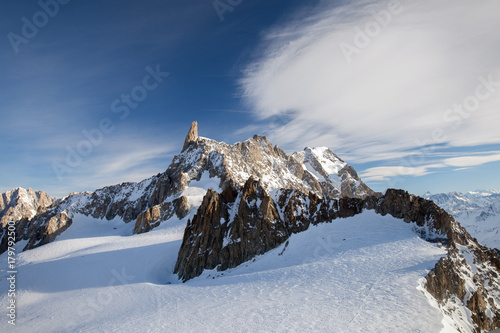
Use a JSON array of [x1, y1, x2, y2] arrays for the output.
[[240, 0, 500, 169], [360, 164, 444, 182], [360, 152, 500, 183], [38, 131, 177, 197], [443, 154, 500, 168]]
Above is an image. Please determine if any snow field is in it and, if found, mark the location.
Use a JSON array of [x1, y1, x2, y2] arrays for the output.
[[0, 211, 450, 332]]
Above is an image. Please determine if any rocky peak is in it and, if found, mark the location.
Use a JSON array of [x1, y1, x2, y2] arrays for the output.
[[293, 147, 376, 199], [0, 187, 54, 228], [1, 121, 499, 332], [182, 121, 198, 152], [174, 177, 289, 282], [175, 124, 375, 200]]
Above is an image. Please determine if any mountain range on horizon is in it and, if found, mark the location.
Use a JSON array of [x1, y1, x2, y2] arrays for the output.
[[1, 122, 499, 333], [424, 190, 500, 251]]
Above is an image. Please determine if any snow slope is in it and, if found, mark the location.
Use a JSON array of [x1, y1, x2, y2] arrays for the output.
[[0, 211, 450, 333]]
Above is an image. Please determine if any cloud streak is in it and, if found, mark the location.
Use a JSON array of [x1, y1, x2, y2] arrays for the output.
[[240, 0, 500, 185], [43, 132, 176, 197], [361, 152, 500, 182]]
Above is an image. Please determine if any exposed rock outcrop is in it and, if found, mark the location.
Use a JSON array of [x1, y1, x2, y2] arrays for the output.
[[0, 188, 57, 253], [182, 121, 198, 152], [425, 242, 500, 332], [174, 178, 289, 282], [1, 122, 499, 332], [0, 188, 54, 228], [134, 196, 189, 234], [0, 175, 174, 255], [0, 209, 73, 254], [368, 189, 468, 245], [24, 211, 72, 250]]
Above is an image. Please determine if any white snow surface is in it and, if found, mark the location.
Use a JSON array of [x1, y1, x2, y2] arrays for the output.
[[0, 210, 453, 332], [180, 172, 222, 211]]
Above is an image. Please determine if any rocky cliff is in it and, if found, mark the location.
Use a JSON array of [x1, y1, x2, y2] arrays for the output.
[[0, 188, 56, 253], [0, 187, 54, 228]]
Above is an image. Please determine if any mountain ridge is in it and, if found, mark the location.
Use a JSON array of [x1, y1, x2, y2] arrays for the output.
[[0, 122, 376, 253]]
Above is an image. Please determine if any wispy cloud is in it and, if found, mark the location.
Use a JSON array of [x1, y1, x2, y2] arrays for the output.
[[240, 0, 500, 183], [44, 131, 176, 195], [360, 152, 500, 182], [361, 165, 439, 182], [443, 153, 500, 168]]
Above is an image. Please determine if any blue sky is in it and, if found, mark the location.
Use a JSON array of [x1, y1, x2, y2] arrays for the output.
[[1, 0, 499, 198]]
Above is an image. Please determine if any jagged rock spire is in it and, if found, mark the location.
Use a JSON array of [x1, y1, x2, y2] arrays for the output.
[[182, 121, 198, 152]]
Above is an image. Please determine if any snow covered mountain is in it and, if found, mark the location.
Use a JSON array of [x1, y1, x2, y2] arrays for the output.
[[0, 121, 375, 254], [424, 190, 500, 250], [0, 188, 54, 228], [0, 122, 499, 333]]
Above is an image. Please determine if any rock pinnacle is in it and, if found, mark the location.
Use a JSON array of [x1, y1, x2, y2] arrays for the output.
[[182, 121, 198, 152]]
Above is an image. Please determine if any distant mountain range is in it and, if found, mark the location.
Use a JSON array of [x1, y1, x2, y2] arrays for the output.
[[424, 190, 500, 250]]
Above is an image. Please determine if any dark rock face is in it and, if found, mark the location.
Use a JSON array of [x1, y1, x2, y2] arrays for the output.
[[174, 189, 228, 281], [425, 242, 500, 332], [24, 212, 72, 251], [0, 210, 73, 254], [369, 189, 467, 244], [218, 179, 288, 272], [134, 202, 175, 235], [175, 178, 289, 282], [425, 253, 466, 302], [133, 196, 190, 234]]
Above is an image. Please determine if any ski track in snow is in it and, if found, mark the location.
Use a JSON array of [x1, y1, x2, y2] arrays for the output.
[[0, 211, 451, 333]]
